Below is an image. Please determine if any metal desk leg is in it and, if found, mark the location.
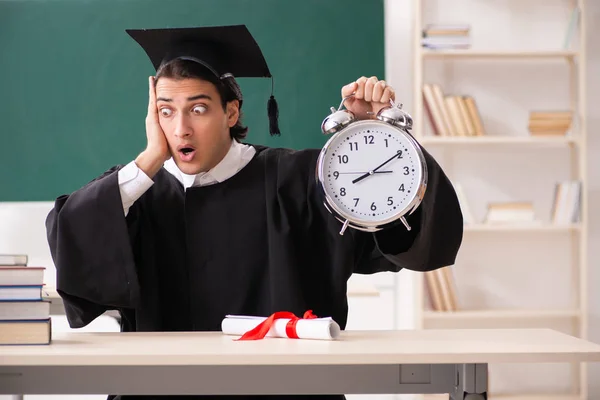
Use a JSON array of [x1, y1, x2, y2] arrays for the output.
[[450, 363, 488, 400]]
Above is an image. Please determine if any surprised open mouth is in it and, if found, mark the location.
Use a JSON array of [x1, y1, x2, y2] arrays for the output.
[[177, 145, 196, 162]]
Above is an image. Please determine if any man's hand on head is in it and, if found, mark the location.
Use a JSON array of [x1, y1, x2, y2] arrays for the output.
[[135, 76, 172, 179]]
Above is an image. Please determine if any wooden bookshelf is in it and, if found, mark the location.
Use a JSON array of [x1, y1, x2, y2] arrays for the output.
[[421, 49, 578, 59], [488, 397, 582, 400], [463, 223, 581, 233], [420, 136, 577, 145], [412, 0, 588, 399], [424, 395, 581, 400], [423, 309, 580, 321]]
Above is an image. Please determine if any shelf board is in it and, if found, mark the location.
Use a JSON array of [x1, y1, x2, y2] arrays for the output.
[[423, 395, 580, 400], [489, 396, 581, 400], [420, 49, 578, 59], [464, 223, 581, 233], [423, 309, 580, 321], [419, 136, 576, 145]]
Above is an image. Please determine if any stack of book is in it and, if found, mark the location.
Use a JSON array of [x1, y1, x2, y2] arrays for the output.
[[0, 254, 51, 345], [422, 83, 486, 137], [421, 24, 470, 50], [528, 110, 573, 136]]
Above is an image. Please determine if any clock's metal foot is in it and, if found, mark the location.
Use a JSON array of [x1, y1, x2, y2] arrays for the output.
[[339, 219, 349, 235], [400, 216, 411, 231]]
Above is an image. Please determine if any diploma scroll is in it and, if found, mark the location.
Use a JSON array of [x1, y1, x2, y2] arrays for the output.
[[222, 314, 341, 340]]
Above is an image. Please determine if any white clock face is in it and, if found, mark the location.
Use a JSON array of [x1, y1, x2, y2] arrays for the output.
[[319, 120, 425, 226]]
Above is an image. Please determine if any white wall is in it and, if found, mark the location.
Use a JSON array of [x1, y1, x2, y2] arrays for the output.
[[0, 202, 56, 283], [383, 0, 600, 397]]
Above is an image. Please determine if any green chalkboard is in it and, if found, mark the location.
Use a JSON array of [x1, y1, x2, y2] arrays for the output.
[[0, 0, 384, 201]]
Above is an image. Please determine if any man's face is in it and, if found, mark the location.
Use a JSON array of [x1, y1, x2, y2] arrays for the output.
[[155, 77, 239, 175]]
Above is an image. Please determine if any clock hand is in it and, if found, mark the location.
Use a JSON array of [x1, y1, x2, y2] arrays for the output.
[[337, 171, 393, 175], [352, 152, 401, 184]]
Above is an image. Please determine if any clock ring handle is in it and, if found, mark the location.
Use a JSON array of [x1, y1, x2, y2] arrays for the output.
[[338, 93, 400, 115], [337, 93, 355, 111]]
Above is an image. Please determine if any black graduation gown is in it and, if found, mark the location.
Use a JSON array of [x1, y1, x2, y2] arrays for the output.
[[45, 144, 463, 400]]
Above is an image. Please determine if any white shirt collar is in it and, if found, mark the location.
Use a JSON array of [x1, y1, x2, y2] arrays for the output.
[[163, 139, 256, 189]]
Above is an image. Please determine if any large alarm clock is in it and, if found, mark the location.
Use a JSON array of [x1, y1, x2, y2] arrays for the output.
[[316, 95, 428, 235]]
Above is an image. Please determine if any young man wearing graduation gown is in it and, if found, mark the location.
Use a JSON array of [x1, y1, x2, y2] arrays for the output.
[[46, 25, 463, 399]]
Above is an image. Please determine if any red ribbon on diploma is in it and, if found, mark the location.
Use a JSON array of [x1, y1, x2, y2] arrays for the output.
[[236, 310, 318, 340]]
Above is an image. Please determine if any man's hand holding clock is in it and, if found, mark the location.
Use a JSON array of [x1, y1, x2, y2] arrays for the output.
[[341, 76, 396, 121]]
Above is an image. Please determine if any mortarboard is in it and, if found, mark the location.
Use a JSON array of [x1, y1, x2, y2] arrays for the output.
[[126, 24, 280, 136]]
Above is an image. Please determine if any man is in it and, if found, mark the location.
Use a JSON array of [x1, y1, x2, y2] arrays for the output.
[[46, 25, 463, 399]]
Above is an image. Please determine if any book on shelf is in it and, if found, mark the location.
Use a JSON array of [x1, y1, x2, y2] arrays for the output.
[[551, 180, 581, 224], [424, 266, 458, 312], [528, 110, 573, 137], [422, 83, 485, 137], [423, 24, 470, 37], [484, 202, 536, 225], [0, 257, 51, 345], [422, 24, 470, 50], [563, 6, 580, 50]]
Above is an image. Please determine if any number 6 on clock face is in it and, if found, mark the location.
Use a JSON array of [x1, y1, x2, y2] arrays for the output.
[[316, 119, 428, 234]]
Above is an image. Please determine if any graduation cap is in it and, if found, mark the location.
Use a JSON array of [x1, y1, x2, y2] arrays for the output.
[[126, 24, 280, 136]]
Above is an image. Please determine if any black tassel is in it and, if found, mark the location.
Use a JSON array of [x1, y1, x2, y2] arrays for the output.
[[267, 94, 280, 136]]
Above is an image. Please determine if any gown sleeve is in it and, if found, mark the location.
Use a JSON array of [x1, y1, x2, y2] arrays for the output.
[[350, 144, 464, 274], [45, 165, 142, 328]]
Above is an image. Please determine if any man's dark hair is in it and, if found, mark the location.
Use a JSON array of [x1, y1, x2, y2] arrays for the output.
[[155, 59, 248, 141]]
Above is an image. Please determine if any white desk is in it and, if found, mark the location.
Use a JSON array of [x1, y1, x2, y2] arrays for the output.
[[1, 329, 600, 399]]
